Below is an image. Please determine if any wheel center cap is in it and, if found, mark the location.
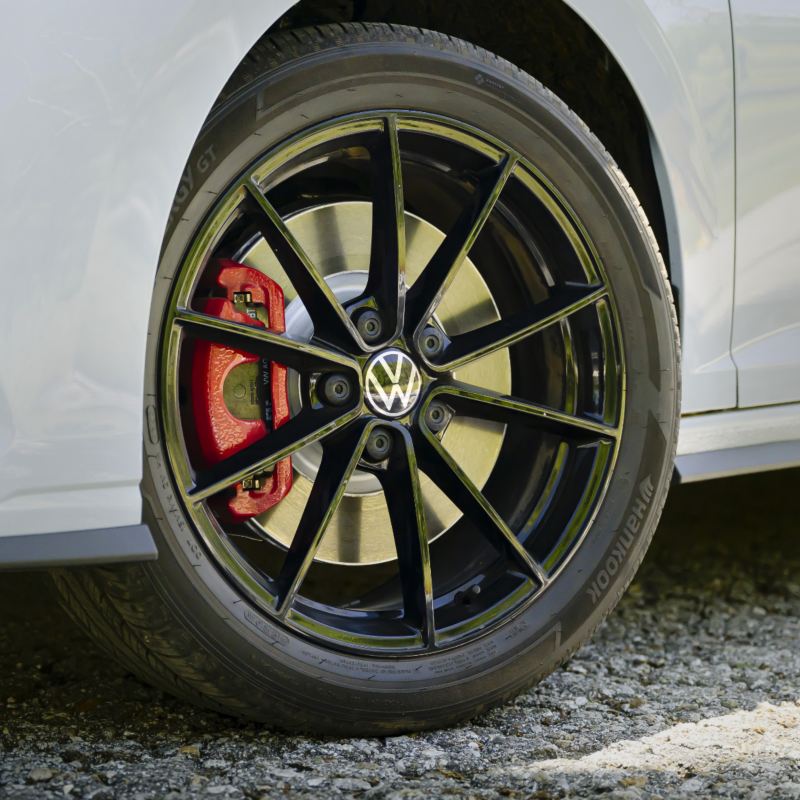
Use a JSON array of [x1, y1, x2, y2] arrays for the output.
[[363, 348, 422, 418]]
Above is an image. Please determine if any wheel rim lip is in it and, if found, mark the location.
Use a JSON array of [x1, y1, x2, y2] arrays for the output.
[[158, 109, 627, 657]]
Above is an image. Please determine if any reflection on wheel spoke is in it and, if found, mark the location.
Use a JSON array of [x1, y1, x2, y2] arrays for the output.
[[405, 155, 517, 334], [357, 115, 406, 340], [413, 428, 548, 587], [430, 381, 619, 442], [244, 180, 359, 349], [274, 420, 374, 614], [189, 406, 361, 502], [375, 426, 435, 647], [430, 284, 607, 371], [173, 307, 359, 373]]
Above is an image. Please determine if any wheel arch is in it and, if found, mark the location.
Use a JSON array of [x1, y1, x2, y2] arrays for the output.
[[268, 1, 672, 275], [264, 0, 738, 413]]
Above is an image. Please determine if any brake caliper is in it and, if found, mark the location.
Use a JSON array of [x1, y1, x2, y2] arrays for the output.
[[192, 260, 292, 521]]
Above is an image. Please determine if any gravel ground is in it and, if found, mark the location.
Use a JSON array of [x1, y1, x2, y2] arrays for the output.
[[2, 469, 800, 799]]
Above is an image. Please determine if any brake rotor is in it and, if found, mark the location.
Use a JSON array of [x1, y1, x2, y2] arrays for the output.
[[238, 201, 511, 566]]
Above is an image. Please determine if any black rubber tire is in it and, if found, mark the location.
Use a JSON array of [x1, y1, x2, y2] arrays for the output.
[[51, 22, 680, 736]]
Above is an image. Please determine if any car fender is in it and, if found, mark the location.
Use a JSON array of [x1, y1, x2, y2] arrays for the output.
[[0, 0, 736, 540], [562, 0, 737, 415], [0, 1, 292, 538]]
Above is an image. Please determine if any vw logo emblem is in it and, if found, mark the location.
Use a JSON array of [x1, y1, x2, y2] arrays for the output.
[[364, 348, 422, 418]]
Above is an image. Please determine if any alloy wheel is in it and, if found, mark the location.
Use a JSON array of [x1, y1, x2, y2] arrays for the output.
[[160, 111, 624, 655]]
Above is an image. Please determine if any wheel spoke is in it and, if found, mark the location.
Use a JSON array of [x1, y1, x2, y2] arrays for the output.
[[414, 429, 548, 586], [357, 116, 405, 338], [244, 180, 358, 349], [405, 155, 517, 334], [188, 406, 360, 502], [174, 308, 359, 374], [429, 382, 619, 442], [376, 427, 435, 646], [274, 420, 374, 615], [429, 283, 607, 371]]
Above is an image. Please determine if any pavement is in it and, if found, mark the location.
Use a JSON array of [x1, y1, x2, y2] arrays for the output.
[[2, 468, 800, 799]]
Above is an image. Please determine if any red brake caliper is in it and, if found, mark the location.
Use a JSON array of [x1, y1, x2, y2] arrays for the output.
[[191, 259, 292, 521]]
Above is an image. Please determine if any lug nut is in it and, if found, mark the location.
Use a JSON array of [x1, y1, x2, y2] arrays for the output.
[[365, 427, 393, 462], [321, 373, 353, 406], [419, 326, 445, 358], [425, 401, 449, 433], [355, 309, 383, 343]]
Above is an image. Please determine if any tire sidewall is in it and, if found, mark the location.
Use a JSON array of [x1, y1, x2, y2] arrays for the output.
[[142, 31, 679, 728]]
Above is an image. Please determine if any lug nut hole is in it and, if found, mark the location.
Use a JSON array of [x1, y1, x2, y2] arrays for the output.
[[419, 326, 445, 357], [321, 374, 353, 406], [355, 309, 383, 343], [425, 401, 450, 433], [365, 428, 393, 461]]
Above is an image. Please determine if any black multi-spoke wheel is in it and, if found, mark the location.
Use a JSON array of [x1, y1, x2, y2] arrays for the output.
[[54, 24, 679, 734], [161, 110, 622, 654]]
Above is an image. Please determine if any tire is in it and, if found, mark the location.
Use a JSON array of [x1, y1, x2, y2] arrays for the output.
[[52, 22, 679, 735]]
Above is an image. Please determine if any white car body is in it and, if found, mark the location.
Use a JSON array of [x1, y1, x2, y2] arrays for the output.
[[1, 0, 799, 564]]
